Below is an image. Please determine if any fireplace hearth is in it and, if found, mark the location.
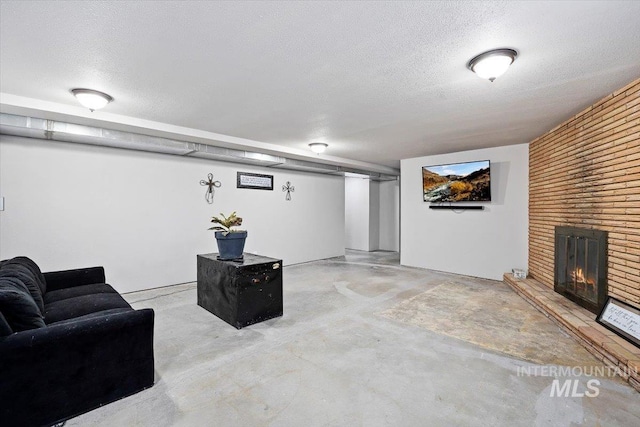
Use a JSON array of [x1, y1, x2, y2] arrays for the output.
[[554, 226, 608, 314]]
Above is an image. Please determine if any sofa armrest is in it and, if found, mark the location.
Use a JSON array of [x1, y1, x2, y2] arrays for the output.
[[44, 266, 106, 291], [0, 308, 154, 426]]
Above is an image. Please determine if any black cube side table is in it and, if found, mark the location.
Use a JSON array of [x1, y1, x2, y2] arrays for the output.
[[197, 253, 283, 329]]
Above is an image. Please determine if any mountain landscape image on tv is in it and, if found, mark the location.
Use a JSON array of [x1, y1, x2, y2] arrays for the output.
[[423, 160, 491, 202]]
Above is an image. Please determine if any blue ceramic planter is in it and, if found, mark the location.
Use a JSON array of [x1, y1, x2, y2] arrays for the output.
[[215, 231, 247, 260]]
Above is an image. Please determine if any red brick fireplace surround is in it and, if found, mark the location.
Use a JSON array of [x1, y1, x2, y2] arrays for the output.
[[504, 77, 640, 391]]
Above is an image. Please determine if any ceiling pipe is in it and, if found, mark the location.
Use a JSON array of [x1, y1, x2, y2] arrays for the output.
[[0, 93, 400, 176], [0, 113, 398, 181]]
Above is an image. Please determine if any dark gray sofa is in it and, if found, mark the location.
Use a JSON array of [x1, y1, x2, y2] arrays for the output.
[[0, 256, 154, 427]]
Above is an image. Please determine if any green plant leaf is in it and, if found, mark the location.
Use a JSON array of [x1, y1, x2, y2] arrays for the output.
[[209, 211, 242, 233]]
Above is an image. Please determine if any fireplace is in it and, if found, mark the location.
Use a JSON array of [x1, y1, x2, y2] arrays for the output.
[[554, 226, 608, 314]]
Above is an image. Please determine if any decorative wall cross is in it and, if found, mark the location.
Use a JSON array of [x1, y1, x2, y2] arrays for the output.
[[282, 181, 295, 201], [200, 173, 221, 204]]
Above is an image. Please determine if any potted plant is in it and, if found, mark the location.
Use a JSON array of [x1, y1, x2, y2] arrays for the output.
[[209, 211, 247, 260]]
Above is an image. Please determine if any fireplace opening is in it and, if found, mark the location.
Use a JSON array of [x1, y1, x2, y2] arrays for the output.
[[554, 226, 608, 314]]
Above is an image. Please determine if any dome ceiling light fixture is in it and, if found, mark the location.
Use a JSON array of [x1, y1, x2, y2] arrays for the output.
[[308, 142, 328, 154], [71, 88, 113, 111], [467, 48, 518, 82]]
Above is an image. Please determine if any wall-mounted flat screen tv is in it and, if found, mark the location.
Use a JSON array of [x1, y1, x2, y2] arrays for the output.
[[423, 160, 491, 202]]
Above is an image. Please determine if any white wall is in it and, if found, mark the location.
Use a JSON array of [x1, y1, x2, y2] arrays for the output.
[[345, 177, 400, 252], [0, 135, 345, 293], [400, 144, 528, 280], [344, 176, 370, 251], [368, 182, 380, 251], [378, 179, 399, 251]]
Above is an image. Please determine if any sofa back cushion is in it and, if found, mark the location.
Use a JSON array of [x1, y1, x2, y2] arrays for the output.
[[0, 256, 46, 294], [0, 264, 45, 313], [0, 275, 45, 333], [0, 311, 12, 336]]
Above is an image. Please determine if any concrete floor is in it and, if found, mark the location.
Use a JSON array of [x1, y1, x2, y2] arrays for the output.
[[68, 251, 640, 426]]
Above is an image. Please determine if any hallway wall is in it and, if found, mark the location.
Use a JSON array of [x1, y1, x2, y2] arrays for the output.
[[345, 177, 399, 252], [378, 179, 400, 251], [345, 176, 370, 251]]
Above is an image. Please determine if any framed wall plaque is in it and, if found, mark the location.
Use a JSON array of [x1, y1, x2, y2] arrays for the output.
[[237, 172, 273, 190], [596, 296, 640, 349]]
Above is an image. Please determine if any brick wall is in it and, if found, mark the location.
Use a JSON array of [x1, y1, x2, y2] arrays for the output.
[[529, 78, 640, 305]]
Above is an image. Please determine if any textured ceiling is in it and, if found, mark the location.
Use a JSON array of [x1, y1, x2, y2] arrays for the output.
[[1, 1, 639, 169]]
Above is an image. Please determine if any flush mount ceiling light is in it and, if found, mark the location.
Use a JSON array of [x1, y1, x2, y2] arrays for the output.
[[71, 88, 113, 111], [308, 142, 328, 154], [467, 48, 518, 82]]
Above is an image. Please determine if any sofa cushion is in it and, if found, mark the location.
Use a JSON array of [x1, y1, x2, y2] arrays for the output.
[[0, 264, 45, 314], [44, 283, 118, 305], [0, 256, 46, 294], [44, 293, 132, 324], [0, 276, 46, 331], [0, 311, 13, 336], [46, 307, 132, 327]]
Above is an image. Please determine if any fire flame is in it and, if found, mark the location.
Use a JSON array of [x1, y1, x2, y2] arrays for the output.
[[572, 267, 585, 283], [571, 268, 595, 285]]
